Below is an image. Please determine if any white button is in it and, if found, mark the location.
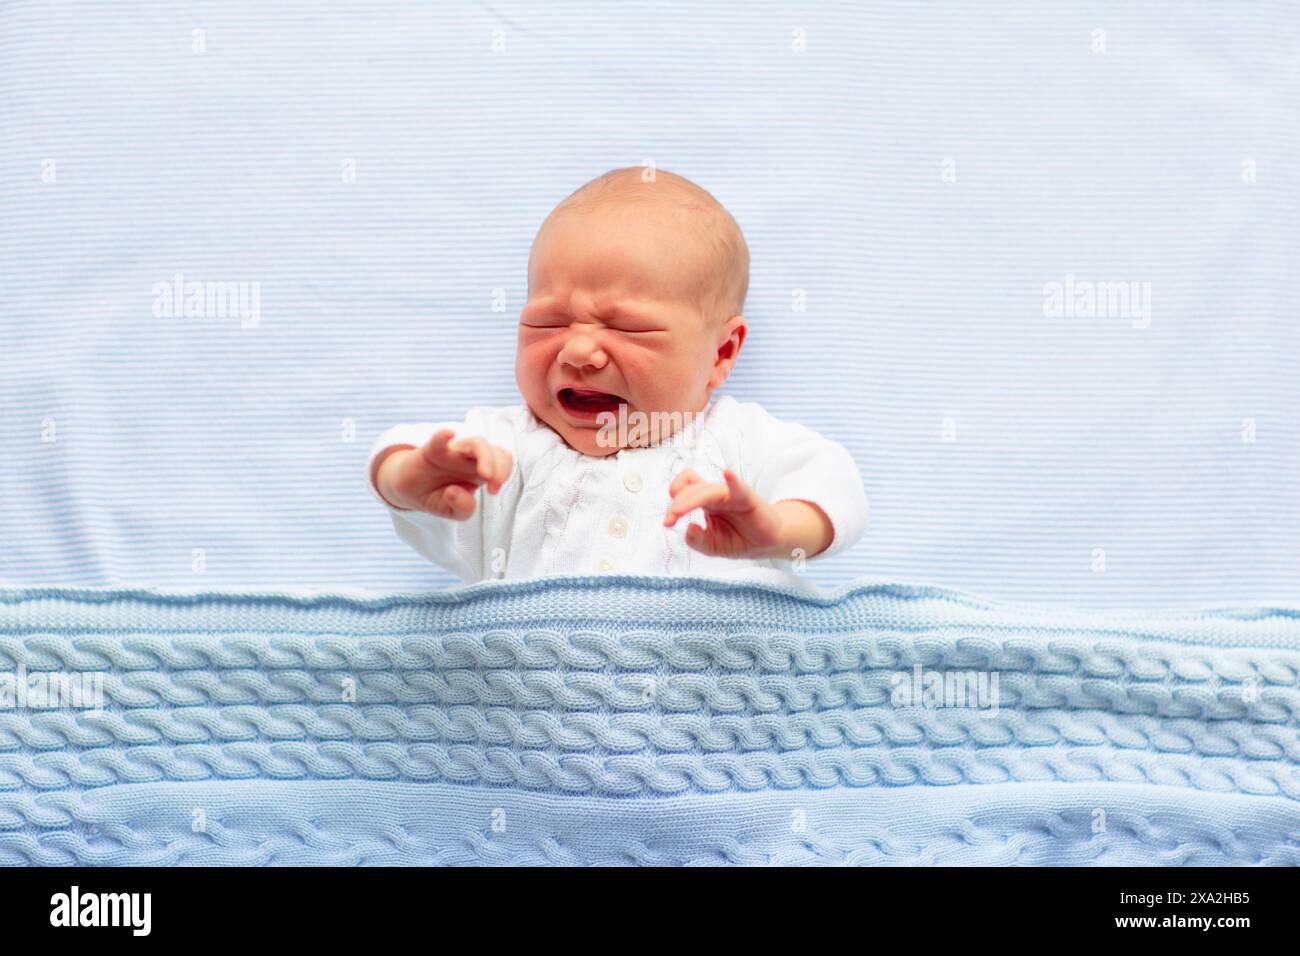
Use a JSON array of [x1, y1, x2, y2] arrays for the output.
[[607, 515, 628, 538], [623, 472, 642, 493], [596, 558, 613, 572]]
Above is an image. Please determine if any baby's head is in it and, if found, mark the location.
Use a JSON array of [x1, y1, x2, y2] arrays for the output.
[[516, 167, 749, 457]]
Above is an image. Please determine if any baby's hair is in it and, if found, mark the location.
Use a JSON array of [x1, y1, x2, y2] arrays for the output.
[[546, 166, 749, 323]]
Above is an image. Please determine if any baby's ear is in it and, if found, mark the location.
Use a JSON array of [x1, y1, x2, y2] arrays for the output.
[[709, 314, 747, 386]]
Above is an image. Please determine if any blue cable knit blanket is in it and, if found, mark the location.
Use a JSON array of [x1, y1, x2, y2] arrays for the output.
[[2, 577, 1298, 866]]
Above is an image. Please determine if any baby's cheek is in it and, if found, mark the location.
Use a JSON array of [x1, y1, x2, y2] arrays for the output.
[[628, 349, 699, 408], [517, 342, 550, 383], [617, 350, 663, 395]]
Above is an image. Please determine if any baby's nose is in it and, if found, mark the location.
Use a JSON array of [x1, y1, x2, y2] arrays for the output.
[[559, 331, 608, 369]]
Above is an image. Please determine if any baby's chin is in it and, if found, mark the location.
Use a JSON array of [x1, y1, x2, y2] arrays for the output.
[[526, 402, 622, 457], [531, 399, 705, 457], [563, 427, 622, 457]]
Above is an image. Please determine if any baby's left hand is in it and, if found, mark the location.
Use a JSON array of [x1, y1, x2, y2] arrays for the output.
[[663, 468, 791, 559]]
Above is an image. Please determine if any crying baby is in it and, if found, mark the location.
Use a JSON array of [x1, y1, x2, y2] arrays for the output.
[[367, 167, 867, 583]]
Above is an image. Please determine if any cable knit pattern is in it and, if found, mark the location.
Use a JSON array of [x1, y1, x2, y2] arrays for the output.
[[1, 576, 1298, 865]]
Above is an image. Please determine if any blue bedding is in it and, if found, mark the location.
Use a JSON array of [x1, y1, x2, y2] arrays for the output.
[[2, 1, 1299, 606], [3, 577, 1297, 865]]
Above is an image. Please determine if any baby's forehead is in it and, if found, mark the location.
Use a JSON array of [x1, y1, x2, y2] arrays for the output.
[[535, 199, 714, 277], [535, 168, 748, 319]]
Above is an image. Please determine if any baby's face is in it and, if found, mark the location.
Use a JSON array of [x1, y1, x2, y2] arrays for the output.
[[517, 206, 742, 457]]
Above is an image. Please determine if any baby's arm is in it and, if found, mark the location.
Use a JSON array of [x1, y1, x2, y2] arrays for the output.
[[367, 410, 519, 582], [663, 468, 834, 559], [771, 499, 836, 557], [665, 403, 867, 563], [375, 430, 512, 518]]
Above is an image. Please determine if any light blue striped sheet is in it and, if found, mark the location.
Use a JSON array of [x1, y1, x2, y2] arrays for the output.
[[1, 2, 1297, 607]]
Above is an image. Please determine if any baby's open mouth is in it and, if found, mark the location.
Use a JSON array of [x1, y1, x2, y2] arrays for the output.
[[557, 387, 626, 420]]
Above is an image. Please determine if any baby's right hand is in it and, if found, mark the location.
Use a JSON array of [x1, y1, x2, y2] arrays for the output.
[[376, 429, 513, 520]]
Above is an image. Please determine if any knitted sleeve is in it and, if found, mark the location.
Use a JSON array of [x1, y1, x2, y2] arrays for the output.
[[727, 400, 869, 561], [365, 406, 522, 582]]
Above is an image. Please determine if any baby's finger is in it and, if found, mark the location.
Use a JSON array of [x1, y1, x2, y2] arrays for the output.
[[481, 445, 498, 493], [447, 437, 493, 483], [663, 482, 728, 527], [431, 433, 483, 481], [669, 468, 703, 497], [434, 484, 478, 521], [683, 522, 722, 557], [418, 429, 456, 468], [719, 469, 761, 511], [499, 447, 514, 488], [486, 446, 513, 494], [471, 440, 495, 483], [446, 435, 480, 461]]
